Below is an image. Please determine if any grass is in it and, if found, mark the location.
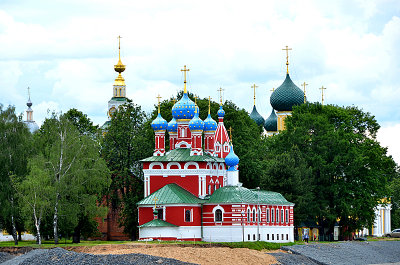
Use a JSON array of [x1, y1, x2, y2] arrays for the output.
[[0, 240, 130, 248]]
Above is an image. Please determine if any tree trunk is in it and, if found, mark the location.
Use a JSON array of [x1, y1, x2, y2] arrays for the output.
[[33, 208, 42, 246], [53, 195, 59, 244], [72, 225, 81, 243], [10, 197, 18, 246], [18, 230, 22, 241]]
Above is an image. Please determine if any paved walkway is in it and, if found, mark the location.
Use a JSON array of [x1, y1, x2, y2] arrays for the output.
[[281, 241, 400, 265]]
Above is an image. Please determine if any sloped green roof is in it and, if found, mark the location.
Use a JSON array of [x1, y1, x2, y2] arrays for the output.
[[208, 186, 294, 205], [139, 219, 178, 228], [249, 105, 265, 126], [137, 184, 204, 205], [141, 148, 225, 162], [270, 74, 304, 111], [110, 97, 128, 102]]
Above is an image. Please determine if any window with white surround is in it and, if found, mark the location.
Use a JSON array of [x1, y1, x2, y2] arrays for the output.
[[271, 209, 274, 223], [215, 209, 223, 222], [224, 143, 229, 152], [247, 209, 251, 222], [266, 208, 270, 223], [185, 209, 191, 222], [281, 209, 284, 224], [286, 209, 289, 223], [276, 208, 279, 223], [215, 143, 221, 152], [252, 209, 256, 223]]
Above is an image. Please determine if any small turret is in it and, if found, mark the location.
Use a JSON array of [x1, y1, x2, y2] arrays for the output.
[[151, 95, 168, 156]]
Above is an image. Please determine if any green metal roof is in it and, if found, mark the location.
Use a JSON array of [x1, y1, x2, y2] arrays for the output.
[[141, 147, 225, 162], [110, 97, 128, 102], [207, 186, 294, 205], [137, 184, 204, 205], [139, 219, 178, 228]]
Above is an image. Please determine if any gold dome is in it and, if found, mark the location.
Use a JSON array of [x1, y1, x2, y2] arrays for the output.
[[114, 73, 125, 86], [114, 59, 126, 73]]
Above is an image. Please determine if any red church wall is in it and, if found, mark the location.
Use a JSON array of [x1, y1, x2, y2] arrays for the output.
[[149, 175, 199, 196], [139, 206, 202, 226]]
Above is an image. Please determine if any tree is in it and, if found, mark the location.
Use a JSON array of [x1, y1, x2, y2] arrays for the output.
[[260, 103, 397, 234], [0, 105, 31, 245], [101, 100, 151, 239], [389, 167, 400, 229], [14, 155, 54, 245], [34, 113, 110, 244]]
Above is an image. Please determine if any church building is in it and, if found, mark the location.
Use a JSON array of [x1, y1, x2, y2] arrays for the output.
[[137, 66, 294, 242]]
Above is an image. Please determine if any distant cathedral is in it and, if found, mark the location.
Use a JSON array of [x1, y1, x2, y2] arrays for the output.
[[24, 87, 39, 133]]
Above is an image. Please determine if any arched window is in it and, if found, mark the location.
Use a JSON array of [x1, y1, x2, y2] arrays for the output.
[[247, 209, 251, 222], [224, 143, 229, 152], [276, 208, 279, 223], [271, 209, 274, 223], [266, 208, 270, 223], [252, 209, 256, 223], [285, 209, 289, 223], [185, 209, 191, 222], [215, 209, 223, 222]]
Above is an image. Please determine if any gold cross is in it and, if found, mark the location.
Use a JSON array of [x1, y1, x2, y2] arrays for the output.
[[153, 197, 158, 208], [319, 86, 327, 106], [208, 96, 212, 114], [181, 65, 190, 94], [228, 127, 233, 143], [270, 87, 275, 93], [282, 45, 292, 74], [194, 95, 198, 113], [302, 82, 308, 104], [217, 87, 224, 105], [156, 94, 162, 113], [117, 35, 122, 59], [251, 84, 258, 106]]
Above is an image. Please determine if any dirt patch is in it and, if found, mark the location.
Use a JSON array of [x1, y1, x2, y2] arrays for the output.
[[67, 243, 278, 265], [0, 247, 34, 256]]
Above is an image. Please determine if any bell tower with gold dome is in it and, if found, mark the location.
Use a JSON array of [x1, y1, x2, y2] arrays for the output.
[[108, 36, 128, 116], [103, 36, 129, 130]]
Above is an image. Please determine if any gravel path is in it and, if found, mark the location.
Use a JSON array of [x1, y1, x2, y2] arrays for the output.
[[0, 253, 13, 264], [282, 241, 400, 265], [268, 251, 319, 265], [0, 248, 196, 265]]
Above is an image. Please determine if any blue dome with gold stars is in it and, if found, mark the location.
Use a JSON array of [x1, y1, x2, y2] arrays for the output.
[[270, 74, 304, 111], [151, 113, 168, 131], [225, 145, 239, 171], [188, 111, 204, 131], [167, 117, 178, 133], [172, 93, 196, 120], [217, 105, 225, 117], [204, 114, 217, 131]]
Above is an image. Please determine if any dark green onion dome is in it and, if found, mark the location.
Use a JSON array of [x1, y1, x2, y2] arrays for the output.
[[270, 74, 304, 111], [264, 109, 277, 132], [249, 105, 265, 126]]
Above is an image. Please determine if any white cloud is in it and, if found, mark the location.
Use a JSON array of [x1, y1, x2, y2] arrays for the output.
[[377, 123, 400, 165]]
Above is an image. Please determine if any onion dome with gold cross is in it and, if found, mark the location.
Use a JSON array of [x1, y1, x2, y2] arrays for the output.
[[270, 74, 304, 111], [167, 117, 178, 133], [172, 92, 196, 120], [204, 114, 217, 131], [188, 108, 204, 131], [225, 144, 239, 171], [249, 105, 265, 126], [264, 109, 278, 131], [151, 113, 168, 131]]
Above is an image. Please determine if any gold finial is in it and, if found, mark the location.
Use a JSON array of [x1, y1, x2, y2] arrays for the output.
[[302, 82, 308, 103], [251, 84, 258, 106], [171, 97, 176, 105], [181, 65, 190, 94], [114, 35, 126, 73], [282, 45, 292, 74], [208, 96, 211, 114], [153, 196, 158, 209], [217, 87, 224, 106], [319, 86, 327, 106], [228, 127, 233, 143], [156, 94, 162, 113]]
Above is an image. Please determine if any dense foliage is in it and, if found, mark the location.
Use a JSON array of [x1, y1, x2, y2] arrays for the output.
[[260, 103, 397, 234]]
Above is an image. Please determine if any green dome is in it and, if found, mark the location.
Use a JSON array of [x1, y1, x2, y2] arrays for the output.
[[249, 105, 265, 126], [270, 74, 304, 111], [264, 109, 277, 132]]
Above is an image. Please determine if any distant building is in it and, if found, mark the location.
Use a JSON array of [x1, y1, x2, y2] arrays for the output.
[[24, 87, 39, 133]]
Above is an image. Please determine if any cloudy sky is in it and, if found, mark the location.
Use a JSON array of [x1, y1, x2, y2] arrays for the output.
[[1, 0, 399, 163]]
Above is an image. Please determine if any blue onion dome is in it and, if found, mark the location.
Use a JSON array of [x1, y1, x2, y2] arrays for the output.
[[264, 109, 278, 131], [217, 105, 225, 117], [167, 117, 178, 133], [172, 93, 196, 120], [249, 105, 265, 126], [225, 145, 239, 171], [151, 113, 168, 131], [270, 74, 304, 111], [188, 110, 204, 131], [204, 114, 217, 131]]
